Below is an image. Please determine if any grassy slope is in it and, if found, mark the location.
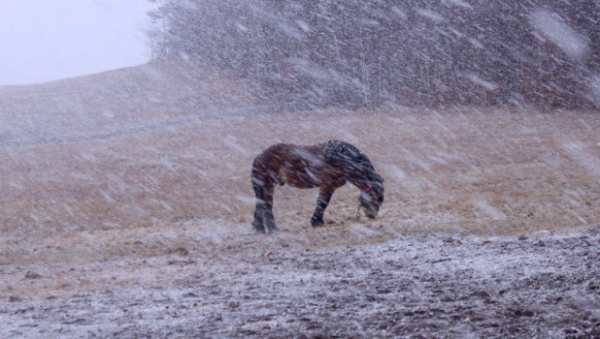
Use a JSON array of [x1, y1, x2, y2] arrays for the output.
[[0, 61, 599, 269]]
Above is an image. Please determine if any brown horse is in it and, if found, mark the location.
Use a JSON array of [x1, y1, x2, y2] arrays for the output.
[[251, 140, 384, 233]]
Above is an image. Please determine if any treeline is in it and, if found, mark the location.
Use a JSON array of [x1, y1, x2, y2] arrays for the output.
[[147, 0, 600, 109]]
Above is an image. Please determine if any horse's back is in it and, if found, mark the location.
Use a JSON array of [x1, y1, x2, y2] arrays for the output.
[[253, 142, 329, 188], [257, 143, 324, 163]]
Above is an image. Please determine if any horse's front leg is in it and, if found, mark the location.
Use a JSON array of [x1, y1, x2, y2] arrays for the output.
[[311, 188, 333, 227], [252, 200, 266, 233]]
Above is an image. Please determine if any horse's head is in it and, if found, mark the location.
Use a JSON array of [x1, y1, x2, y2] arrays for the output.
[[359, 175, 384, 219]]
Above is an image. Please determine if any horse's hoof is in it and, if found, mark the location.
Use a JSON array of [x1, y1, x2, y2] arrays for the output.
[[311, 220, 325, 227], [267, 222, 278, 233]]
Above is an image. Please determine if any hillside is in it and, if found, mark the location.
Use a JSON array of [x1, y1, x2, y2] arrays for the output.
[[0, 61, 599, 338], [0, 60, 258, 147]]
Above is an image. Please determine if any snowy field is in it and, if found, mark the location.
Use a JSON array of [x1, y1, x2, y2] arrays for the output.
[[1, 61, 599, 338]]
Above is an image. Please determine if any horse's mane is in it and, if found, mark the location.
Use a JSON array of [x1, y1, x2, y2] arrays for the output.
[[323, 140, 381, 183]]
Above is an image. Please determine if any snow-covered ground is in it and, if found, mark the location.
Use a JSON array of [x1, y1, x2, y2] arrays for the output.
[[0, 61, 599, 338]]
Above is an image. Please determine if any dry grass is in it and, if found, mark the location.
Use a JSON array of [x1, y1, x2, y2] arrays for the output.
[[1, 62, 599, 270]]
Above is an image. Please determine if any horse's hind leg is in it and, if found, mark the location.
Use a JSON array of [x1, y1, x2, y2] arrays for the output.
[[252, 170, 267, 233], [252, 179, 277, 233], [263, 185, 278, 232]]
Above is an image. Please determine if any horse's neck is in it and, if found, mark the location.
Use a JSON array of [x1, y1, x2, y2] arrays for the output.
[[349, 175, 371, 191]]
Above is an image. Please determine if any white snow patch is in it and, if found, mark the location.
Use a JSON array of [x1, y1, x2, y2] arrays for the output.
[[468, 38, 484, 49], [223, 136, 248, 154], [101, 192, 115, 203], [391, 7, 407, 20], [235, 195, 256, 207], [289, 57, 330, 81], [102, 111, 115, 119], [465, 74, 497, 91], [296, 20, 310, 32], [416, 9, 445, 23], [361, 19, 381, 28], [563, 142, 600, 177], [529, 9, 590, 60], [442, 0, 473, 10], [588, 74, 600, 109], [473, 199, 504, 220], [385, 165, 407, 182], [568, 209, 588, 225]]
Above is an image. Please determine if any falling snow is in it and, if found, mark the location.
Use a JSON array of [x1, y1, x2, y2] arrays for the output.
[[529, 9, 590, 60], [1, 1, 600, 338]]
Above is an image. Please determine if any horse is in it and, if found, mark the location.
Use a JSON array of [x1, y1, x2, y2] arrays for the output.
[[251, 140, 384, 233]]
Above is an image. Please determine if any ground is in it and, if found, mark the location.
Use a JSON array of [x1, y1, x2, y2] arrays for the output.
[[1, 61, 599, 338]]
